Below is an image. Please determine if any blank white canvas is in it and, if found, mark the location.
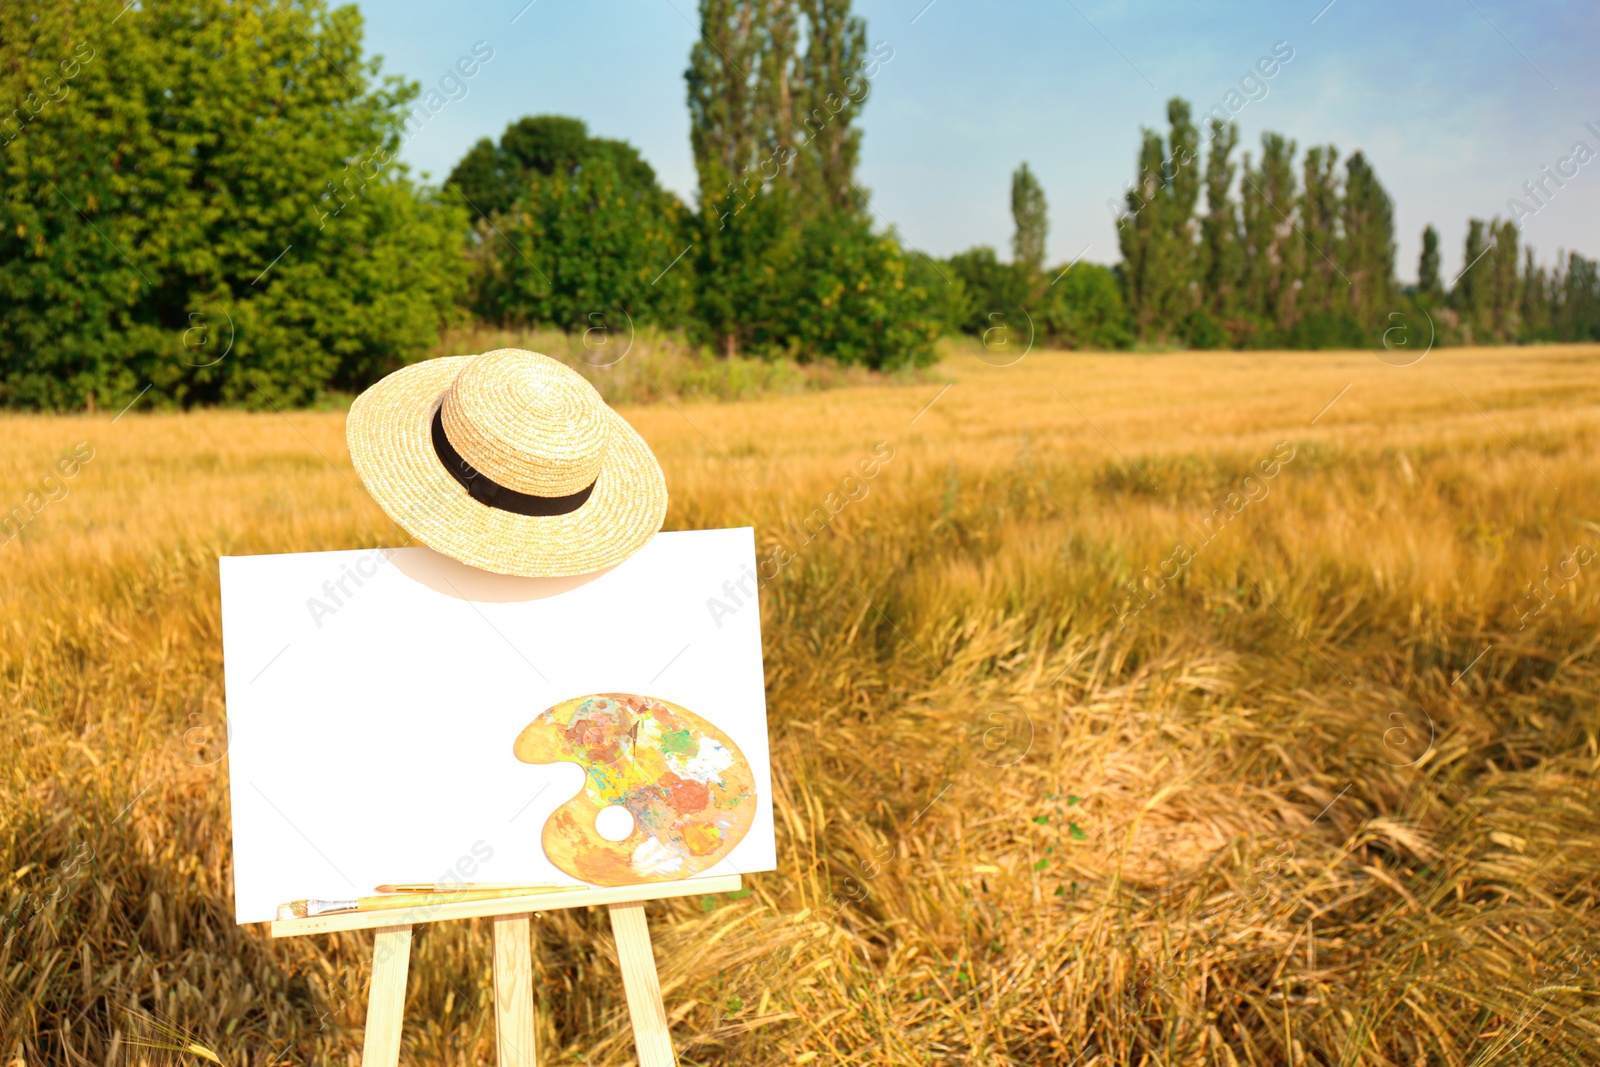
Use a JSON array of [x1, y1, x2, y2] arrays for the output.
[[218, 529, 772, 924]]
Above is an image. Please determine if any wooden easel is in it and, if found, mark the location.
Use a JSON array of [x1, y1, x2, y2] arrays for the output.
[[271, 874, 742, 1066]]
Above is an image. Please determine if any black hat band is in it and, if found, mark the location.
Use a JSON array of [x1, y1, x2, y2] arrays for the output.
[[431, 405, 597, 517]]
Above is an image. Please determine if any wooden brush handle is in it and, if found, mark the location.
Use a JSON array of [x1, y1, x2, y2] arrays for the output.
[[358, 887, 572, 911]]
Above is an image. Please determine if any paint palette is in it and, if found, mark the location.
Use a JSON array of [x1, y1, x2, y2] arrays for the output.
[[513, 693, 758, 886]]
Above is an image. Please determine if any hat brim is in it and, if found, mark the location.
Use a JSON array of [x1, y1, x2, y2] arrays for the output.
[[346, 356, 668, 577]]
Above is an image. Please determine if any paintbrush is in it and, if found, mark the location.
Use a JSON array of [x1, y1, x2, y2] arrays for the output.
[[278, 885, 573, 920], [374, 882, 564, 893]]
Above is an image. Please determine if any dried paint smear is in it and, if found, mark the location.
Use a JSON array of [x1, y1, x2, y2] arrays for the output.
[[513, 693, 757, 885]]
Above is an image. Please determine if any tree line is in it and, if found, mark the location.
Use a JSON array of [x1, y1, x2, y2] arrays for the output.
[[951, 98, 1600, 353], [2, 0, 1596, 411]]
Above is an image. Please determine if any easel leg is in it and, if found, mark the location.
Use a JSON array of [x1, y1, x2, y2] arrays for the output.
[[493, 913, 538, 1067], [607, 902, 676, 1067], [361, 924, 413, 1067]]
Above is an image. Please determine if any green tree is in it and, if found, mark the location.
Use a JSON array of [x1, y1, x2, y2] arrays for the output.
[[1297, 145, 1344, 323], [1011, 162, 1048, 276], [467, 157, 693, 331], [446, 116, 661, 220], [1453, 218, 1521, 343], [1454, 219, 1491, 341], [1552, 252, 1600, 341], [1199, 118, 1242, 325], [449, 115, 692, 331], [688, 0, 793, 226], [1520, 247, 1551, 340], [1418, 224, 1442, 297], [1341, 150, 1396, 330], [686, 0, 910, 362], [0, 0, 466, 410], [687, 0, 799, 357], [793, 0, 870, 213], [1239, 132, 1299, 343], [1483, 219, 1521, 342], [1118, 127, 1167, 338], [1118, 98, 1201, 342], [1156, 101, 1202, 333]]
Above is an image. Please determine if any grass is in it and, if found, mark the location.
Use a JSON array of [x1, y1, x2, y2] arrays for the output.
[[432, 324, 929, 406], [3, 343, 1599, 1065]]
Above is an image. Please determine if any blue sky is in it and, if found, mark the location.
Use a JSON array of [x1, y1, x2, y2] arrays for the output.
[[356, 0, 1599, 283]]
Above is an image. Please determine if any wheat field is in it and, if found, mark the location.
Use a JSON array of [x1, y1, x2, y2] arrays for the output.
[[3, 344, 1599, 1065]]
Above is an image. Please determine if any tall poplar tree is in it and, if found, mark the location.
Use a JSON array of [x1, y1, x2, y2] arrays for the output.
[[1118, 128, 1166, 338], [1418, 225, 1442, 296], [1554, 252, 1600, 341], [1453, 218, 1520, 342], [1520, 248, 1551, 339], [1340, 151, 1396, 329], [685, 0, 931, 365], [793, 0, 869, 213], [1297, 145, 1344, 322], [687, 0, 783, 220], [1155, 100, 1201, 332], [1118, 98, 1200, 341], [687, 0, 799, 357], [1483, 219, 1521, 342], [1240, 133, 1299, 336], [1011, 163, 1048, 275], [1199, 118, 1242, 321], [1455, 219, 1489, 339]]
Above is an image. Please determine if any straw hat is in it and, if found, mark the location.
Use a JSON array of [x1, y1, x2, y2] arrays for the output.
[[346, 349, 667, 577]]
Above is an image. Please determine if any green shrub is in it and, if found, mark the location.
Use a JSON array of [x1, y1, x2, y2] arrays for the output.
[[781, 212, 941, 370], [906, 253, 972, 339], [1287, 312, 1367, 350], [946, 247, 1029, 335], [1177, 308, 1226, 350], [1041, 262, 1134, 350], [947, 250, 1131, 351]]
